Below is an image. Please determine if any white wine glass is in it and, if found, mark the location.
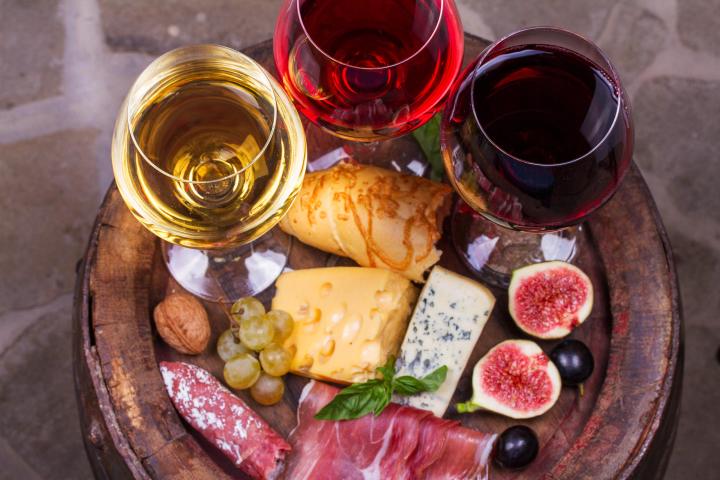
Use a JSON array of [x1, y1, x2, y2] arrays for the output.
[[112, 45, 307, 302]]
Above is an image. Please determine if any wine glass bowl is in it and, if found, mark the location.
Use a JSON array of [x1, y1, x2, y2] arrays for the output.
[[112, 45, 307, 300], [113, 45, 306, 248], [274, 0, 464, 141], [440, 27, 634, 284]]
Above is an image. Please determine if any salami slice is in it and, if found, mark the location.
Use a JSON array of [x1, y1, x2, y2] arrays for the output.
[[160, 361, 290, 479]]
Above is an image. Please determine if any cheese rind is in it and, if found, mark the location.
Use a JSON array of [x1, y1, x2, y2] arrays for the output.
[[396, 266, 495, 416], [272, 267, 418, 384]]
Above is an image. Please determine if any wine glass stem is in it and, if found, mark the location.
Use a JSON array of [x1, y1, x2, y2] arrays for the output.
[[451, 202, 580, 288], [162, 227, 292, 303]]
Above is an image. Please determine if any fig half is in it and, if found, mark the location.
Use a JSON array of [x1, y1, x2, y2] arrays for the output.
[[456, 340, 561, 419], [509, 261, 593, 339]]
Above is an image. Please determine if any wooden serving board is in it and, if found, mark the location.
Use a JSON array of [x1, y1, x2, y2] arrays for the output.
[[73, 34, 683, 480]]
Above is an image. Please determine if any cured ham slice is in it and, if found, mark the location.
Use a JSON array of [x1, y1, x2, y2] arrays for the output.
[[286, 381, 497, 480], [160, 362, 290, 480], [420, 426, 498, 479], [407, 416, 458, 476]]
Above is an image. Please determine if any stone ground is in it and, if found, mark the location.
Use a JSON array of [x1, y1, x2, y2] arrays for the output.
[[0, 0, 718, 478]]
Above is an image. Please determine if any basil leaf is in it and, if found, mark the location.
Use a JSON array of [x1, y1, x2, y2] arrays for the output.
[[394, 366, 448, 395], [314, 362, 448, 421], [418, 365, 448, 391], [412, 114, 444, 181], [314, 380, 385, 421], [376, 356, 396, 381], [393, 376, 427, 395], [372, 383, 393, 416]]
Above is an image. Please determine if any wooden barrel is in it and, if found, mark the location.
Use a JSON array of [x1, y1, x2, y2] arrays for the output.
[[73, 34, 683, 480]]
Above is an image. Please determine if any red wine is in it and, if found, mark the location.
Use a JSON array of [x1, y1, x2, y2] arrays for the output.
[[274, 0, 464, 140], [443, 44, 633, 230]]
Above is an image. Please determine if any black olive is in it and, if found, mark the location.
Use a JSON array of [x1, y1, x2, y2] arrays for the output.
[[494, 425, 539, 469], [550, 339, 594, 386]]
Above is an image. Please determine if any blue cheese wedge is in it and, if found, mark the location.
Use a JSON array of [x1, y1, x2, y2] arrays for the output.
[[395, 266, 495, 416]]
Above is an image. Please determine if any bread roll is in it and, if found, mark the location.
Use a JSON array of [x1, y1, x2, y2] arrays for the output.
[[279, 162, 452, 281]]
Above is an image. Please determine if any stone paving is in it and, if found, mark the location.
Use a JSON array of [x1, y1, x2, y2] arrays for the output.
[[0, 0, 718, 478]]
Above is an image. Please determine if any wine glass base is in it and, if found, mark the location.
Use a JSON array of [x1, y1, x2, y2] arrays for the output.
[[452, 203, 579, 288], [163, 228, 292, 303], [303, 121, 429, 176]]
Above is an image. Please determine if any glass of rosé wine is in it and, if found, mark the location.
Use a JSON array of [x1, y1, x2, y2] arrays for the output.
[[441, 27, 634, 287], [273, 0, 464, 174]]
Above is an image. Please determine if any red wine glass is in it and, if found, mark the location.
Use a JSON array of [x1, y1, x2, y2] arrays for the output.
[[441, 27, 634, 287], [274, 0, 464, 174]]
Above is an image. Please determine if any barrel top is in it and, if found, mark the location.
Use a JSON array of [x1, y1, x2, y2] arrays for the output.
[[74, 34, 682, 480]]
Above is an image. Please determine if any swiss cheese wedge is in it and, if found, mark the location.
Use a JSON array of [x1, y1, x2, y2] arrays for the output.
[[272, 267, 418, 384]]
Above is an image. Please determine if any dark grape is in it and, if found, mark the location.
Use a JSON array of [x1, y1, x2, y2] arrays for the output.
[[494, 425, 539, 469], [550, 339, 594, 385]]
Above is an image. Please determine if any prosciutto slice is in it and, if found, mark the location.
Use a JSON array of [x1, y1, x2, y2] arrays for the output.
[[286, 381, 497, 480]]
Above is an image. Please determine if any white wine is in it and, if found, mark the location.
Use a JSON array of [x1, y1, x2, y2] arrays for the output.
[[112, 45, 306, 249]]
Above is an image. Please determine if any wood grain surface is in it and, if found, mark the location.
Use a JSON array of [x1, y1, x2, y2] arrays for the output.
[[73, 34, 683, 480]]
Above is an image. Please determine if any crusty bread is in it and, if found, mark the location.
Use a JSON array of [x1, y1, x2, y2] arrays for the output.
[[280, 162, 452, 282]]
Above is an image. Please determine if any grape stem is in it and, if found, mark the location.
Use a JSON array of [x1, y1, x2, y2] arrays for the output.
[[578, 383, 585, 398], [219, 301, 233, 327], [455, 401, 483, 414]]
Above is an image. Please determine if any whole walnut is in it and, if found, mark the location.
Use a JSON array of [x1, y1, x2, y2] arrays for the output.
[[153, 293, 210, 354]]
